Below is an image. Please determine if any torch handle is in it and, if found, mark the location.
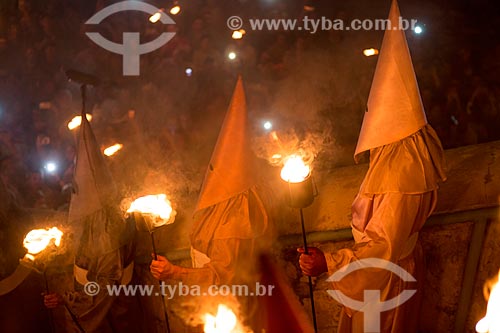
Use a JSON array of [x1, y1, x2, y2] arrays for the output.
[[43, 271, 50, 293], [81, 84, 87, 115], [150, 231, 171, 333], [300, 208, 309, 254], [64, 304, 86, 333], [299, 208, 318, 333], [43, 271, 56, 333], [150, 232, 158, 260]]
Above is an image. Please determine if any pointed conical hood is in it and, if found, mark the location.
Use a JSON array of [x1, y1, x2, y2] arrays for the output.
[[69, 114, 116, 222], [195, 76, 257, 211], [70, 113, 128, 259], [354, 0, 427, 160]]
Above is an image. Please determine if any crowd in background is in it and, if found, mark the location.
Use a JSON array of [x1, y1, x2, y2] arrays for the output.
[[0, 0, 498, 211]]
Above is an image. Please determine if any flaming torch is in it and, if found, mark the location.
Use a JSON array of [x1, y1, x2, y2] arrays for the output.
[[476, 271, 500, 333], [204, 304, 237, 333], [23, 227, 63, 262], [126, 194, 176, 333], [103, 143, 123, 157], [203, 304, 251, 333], [280, 154, 318, 332], [22, 227, 85, 332], [127, 194, 176, 258], [67, 114, 92, 131]]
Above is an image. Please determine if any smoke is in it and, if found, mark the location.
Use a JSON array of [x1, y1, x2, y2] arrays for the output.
[[249, 43, 370, 173], [252, 129, 324, 169]]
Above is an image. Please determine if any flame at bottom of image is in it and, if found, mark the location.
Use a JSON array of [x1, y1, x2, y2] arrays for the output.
[[476, 271, 500, 333], [203, 304, 243, 333]]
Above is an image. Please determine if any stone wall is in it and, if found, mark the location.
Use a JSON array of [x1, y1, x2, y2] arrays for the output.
[[271, 140, 500, 333]]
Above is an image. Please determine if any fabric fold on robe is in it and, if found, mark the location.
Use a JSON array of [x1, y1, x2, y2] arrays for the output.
[[187, 186, 269, 286], [63, 113, 138, 333], [325, 125, 446, 333]]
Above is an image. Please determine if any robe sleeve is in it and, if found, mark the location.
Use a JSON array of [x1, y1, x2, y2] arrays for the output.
[[172, 238, 255, 287], [63, 249, 125, 331], [324, 190, 437, 316]]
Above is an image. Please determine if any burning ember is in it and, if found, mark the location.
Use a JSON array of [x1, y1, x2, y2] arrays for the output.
[[169, 5, 181, 15], [127, 194, 176, 227], [149, 10, 163, 23], [476, 271, 500, 333], [280, 155, 311, 183], [203, 304, 238, 333], [231, 29, 246, 40], [68, 114, 92, 130], [23, 227, 63, 260], [363, 48, 380, 57], [103, 143, 123, 156]]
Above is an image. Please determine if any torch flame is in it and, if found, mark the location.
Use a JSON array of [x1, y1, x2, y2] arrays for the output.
[[103, 143, 123, 157], [204, 304, 238, 333], [68, 114, 92, 130], [169, 5, 181, 15], [477, 271, 500, 333], [23, 227, 63, 256], [280, 155, 311, 183], [231, 29, 246, 40], [127, 194, 176, 228], [363, 48, 379, 57], [149, 12, 161, 23]]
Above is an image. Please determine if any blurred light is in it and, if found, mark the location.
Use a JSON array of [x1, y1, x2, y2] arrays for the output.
[[414, 25, 423, 34], [127, 194, 176, 226], [68, 114, 92, 130], [231, 29, 246, 40], [280, 155, 311, 183], [149, 10, 162, 23], [363, 48, 379, 57], [185, 67, 193, 77], [204, 304, 238, 333], [228, 52, 237, 60], [103, 143, 123, 157], [169, 5, 181, 15], [45, 162, 57, 173], [271, 153, 282, 159], [23, 227, 63, 256], [263, 121, 273, 130], [304, 5, 315, 11]]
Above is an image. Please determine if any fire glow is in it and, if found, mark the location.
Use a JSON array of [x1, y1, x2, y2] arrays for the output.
[[23, 227, 63, 260], [103, 143, 123, 157], [203, 304, 238, 333], [169, 5, 181, 15], [127, 194, 176, 227], [476, 271, 500, 333], [280, 155, 311, 183], [231, 29, 246, 40], [363, 48, 379, 57], [149, 10, 163, 23], [68, 114, 92, 130]]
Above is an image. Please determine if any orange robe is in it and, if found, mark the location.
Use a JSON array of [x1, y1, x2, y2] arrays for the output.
[[325, 125, 446, 333]]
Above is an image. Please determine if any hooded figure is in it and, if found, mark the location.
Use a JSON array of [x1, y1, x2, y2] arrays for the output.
[[150, 77, 272, 330], [298, 1, 446, 332], [151, 76, 270, 285], [44, 112, 138, 333]]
